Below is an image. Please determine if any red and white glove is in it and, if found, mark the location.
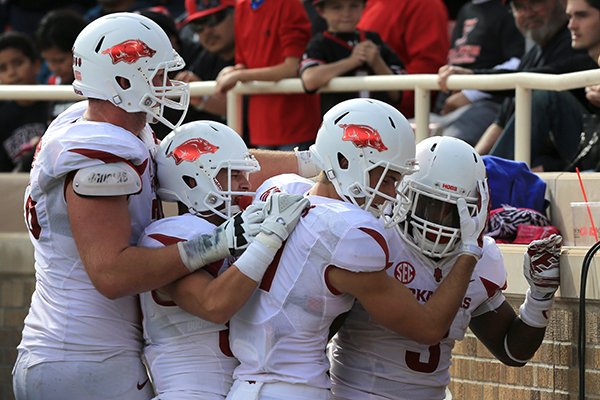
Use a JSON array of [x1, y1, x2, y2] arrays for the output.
[[519, 234, 562, 328]]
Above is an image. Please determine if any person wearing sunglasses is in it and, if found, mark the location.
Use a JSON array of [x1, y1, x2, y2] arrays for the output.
[[169, 0, 236, 138]]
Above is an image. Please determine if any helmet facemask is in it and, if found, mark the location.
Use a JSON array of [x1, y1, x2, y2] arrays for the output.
[[397, 179, 478, 258], [139, 53, 189, 129], [194, 161, 258, 220]]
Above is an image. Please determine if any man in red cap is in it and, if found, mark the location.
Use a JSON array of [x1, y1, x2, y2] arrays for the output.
[[170, 0, 236, 137]]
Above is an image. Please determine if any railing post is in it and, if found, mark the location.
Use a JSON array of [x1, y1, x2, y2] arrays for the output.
[[414, 87, 430, 143], [226, 89, 243, 136], [514, 86, 531, 166]]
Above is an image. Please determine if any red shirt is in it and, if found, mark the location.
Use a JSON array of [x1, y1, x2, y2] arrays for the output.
[[358, 0, 449, 118], [235, 0, 321, 146]]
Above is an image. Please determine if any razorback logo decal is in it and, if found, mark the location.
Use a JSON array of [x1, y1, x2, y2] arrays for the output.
[[340, 124, 388, 152], [167, 138, 219, 165], [101, 39, 156, 64]]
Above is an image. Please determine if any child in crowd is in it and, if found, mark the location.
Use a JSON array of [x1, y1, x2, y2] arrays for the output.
[[0, 32, 49, 172], [300, 0, 404, 116], [35, 9, 87, 120]]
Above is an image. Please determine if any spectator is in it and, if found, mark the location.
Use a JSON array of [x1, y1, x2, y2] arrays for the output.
[[0, 31, 49, 172], [10, 13, 281, 399], [329, 136, 562, 400], [439, 0, 598, 171], [215, 0, 321, 151], [357, 0, 450, 118], [435, 0, 525, 146], [159, 0, 236, 140], [84, 0, 156, 22], [35, 9, 87, 120], [300, 0, 405, 116], [140, 121, 309, 399]]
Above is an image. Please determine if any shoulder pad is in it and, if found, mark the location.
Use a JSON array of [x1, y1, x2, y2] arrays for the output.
[[73, 162, 142, 196]]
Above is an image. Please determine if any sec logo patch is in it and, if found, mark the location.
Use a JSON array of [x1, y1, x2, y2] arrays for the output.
[[394, 261, 415, 284]]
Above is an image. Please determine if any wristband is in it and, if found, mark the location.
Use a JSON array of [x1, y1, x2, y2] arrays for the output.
[[177, 227, 230, 272], [234, 240, 278, 282], [295, 148, 321, 178], [503, 334, 531, 364], [518, 288, 555, 328], [459, 243, 482, 261]]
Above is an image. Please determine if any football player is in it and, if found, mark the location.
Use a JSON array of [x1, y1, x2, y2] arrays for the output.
[[139, 121, 309, 399], [329, 136, 562, 400]]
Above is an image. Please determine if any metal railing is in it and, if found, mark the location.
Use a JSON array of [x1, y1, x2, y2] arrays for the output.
[[2, 68, 600, 165]]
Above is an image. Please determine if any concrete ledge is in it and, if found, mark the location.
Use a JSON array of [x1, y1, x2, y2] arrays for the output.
[[501, 243, 600, 299], [0, 232, 34, 274]]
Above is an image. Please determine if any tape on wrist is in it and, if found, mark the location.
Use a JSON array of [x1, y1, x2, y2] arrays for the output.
[[518, 288, 554, 328], [459, 243, 482, 261], [503, 334, 531, 364], [234, 239, 278, 282], [295, 148, 320, 178], [177, 227, 230, 272]]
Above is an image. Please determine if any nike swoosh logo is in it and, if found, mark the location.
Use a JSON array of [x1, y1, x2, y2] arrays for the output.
[[137, 378, 150, 390]]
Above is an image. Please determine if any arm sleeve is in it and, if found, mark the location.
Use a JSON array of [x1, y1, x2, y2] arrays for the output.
[[279, 0, 313, 59]]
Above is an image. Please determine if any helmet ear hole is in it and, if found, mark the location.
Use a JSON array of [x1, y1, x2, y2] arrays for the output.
[[182, 175, 197, 189], [116, 76, 131, 90], [337, 153, 349, 170]]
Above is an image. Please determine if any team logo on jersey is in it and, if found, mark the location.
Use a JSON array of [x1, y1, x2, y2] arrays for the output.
[[101, 39, 156, 64], [394, 261, 416, 284], [339, 124, 388, 152], [167, 138, 219, 165]]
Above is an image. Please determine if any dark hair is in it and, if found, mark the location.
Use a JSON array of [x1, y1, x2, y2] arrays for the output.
[[35, 9, 86, 53], [586, 0, 600, 11], [0, 31, 39, 62]]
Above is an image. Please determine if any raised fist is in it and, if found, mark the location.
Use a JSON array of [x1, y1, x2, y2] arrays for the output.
[[523, 233, 562, 300]]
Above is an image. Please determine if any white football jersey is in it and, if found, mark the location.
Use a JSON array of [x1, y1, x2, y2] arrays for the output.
[[229, 174, 392, 389], [138, 214, 238, 399], [18, 101, 160, 367], [329, 233, 507, 400]]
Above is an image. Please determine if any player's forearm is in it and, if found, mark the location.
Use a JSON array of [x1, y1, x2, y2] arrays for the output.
[[90, 244, 190, 299], [502, 317, 546, 366], [421, 255, 477, 341], [167, 267, 257, 324]]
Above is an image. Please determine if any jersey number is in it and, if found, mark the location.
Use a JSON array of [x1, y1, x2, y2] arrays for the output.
[[25, 195, 41, 239], [405, 331, 447, 373]]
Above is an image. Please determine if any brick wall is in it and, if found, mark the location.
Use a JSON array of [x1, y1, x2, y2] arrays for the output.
[[449, 296, 600, 399]]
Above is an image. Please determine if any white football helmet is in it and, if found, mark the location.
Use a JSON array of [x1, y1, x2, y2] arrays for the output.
[[72, 12, 190, 130], [155, 121, 260, 219], [395, 136, 486, 258], [309, 98, 418, 217]]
